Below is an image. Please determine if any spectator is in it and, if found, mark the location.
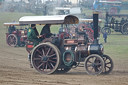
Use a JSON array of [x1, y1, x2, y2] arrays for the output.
[[103, 31, 107, 43], [8, 25, 16, 34]]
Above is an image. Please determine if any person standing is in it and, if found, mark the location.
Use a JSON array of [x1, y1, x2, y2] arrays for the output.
[[8, 25, 16, 34], [103, 31, 107, 43]]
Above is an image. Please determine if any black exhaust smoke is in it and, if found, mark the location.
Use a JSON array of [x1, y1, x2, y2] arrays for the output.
[[93, 12, 99, 44]]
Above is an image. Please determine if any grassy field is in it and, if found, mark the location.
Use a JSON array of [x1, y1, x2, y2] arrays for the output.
[[0, 12, 128, 70]]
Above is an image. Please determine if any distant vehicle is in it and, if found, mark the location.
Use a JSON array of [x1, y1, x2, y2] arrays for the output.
[[77, 19, 102, 43], [4, 22, 28, 47], [102, 12, 128, 35], [0, 0, 4, 7], [55, 7, 81, 15], [93, 0, 121, 14]]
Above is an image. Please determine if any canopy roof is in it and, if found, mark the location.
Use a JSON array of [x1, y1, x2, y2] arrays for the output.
[[19, 15, 79, 25], [4, 22, 27, 26], [55, 7, 70, 10]]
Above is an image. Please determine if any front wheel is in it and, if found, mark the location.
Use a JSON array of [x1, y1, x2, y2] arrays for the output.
[[84, 54, 104, 75], [31, 42, 61, 74]]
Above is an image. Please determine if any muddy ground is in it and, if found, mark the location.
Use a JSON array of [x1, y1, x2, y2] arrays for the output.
[[0, 40, 128, 85]]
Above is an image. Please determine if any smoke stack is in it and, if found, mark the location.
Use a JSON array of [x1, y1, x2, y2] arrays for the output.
[[93, 11, 99, 44]]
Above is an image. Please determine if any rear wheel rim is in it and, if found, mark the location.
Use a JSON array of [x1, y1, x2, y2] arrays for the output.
[[31, 43, 60, 74]]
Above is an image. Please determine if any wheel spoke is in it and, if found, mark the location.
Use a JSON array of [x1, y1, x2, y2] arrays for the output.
[[38, 62, 45, 69], [106, 65, 111, 69], [49, 62, 55, 69], [95, 62, 102, 66], [91, 67, 94, 71], [37, 54, 43, 58], [45, 63, 47, 70], [96, 67, 101, 72], [46, 47, 51, 56], [49, 60, 56, 63], [48, 53, 56, 58], [88, 60, 93, 64], [103, 57, 107, 62], [93, 57, 97, 62], [87, 64, 92, 67], [33, 57, 41, 61], [47, 62, 52, 70], [42, 49, 45, 56], [51, 57, 57, 60], [106, 62, 111, 65], [37, 49, 42, 55]]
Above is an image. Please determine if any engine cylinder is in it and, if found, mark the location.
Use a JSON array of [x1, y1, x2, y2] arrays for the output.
[[88, 44, 104, 55]]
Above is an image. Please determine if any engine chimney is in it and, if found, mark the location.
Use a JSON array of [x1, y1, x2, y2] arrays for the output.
[[93, 12, 99, 44]]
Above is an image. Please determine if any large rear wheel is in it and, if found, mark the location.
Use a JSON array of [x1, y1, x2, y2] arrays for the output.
[[31, 42, 61, 74], [84, 54, 104, 75]]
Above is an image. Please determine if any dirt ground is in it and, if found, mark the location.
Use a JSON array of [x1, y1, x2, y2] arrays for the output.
[[0, 41, 128, 85]]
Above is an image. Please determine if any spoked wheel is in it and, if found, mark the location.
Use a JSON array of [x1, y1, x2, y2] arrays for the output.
[[84, 54, 104, 75], [7, 34, 18, 47], [121, 22, 128, 35], [78, 23, 90, 29], [78, 23, 94, 43], [109, 7, 117, 14], [102, 27, 111, 35], [84, 28, 94, 43], [31, 42, 61, 74], [102, 54, 113, 74]]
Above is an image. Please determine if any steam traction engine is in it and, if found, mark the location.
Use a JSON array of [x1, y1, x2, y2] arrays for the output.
[[20, 14, 113, 75], [4, 22, 28, 47], [102, 12, 128, 35]]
